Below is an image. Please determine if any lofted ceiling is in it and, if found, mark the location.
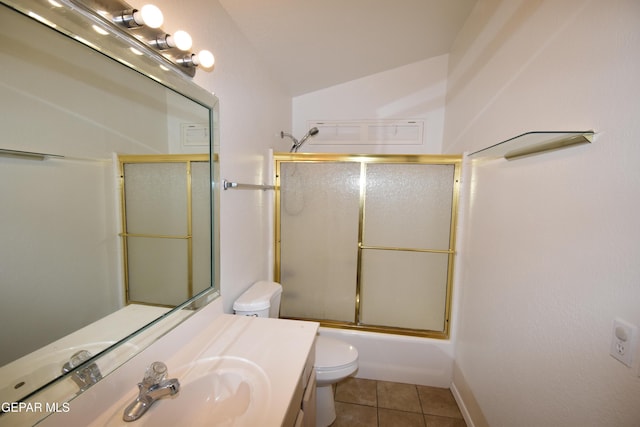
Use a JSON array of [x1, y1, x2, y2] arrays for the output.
[[218, 0, 477, 96]]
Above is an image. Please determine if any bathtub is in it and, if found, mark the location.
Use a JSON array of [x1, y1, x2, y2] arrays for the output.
[[318, 327, 454, 388]]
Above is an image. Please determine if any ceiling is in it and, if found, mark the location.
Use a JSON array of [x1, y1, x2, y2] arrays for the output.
[[218, 0, 477, 96]]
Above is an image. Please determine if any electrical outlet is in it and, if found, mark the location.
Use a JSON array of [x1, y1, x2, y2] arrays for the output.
[[610, 318, 637, 367]]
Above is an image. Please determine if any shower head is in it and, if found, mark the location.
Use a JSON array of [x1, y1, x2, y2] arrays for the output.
[[285, 127, 319, 153], [280, 131, 298, 149]]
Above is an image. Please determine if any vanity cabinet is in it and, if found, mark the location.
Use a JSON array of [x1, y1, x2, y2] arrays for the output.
[[284, 340, 317, 427]]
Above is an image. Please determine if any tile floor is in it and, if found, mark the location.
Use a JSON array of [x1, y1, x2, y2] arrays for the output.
[[331, 377, 467, 427]]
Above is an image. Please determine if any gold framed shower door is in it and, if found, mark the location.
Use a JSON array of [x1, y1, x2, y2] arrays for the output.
[[274, 153, 462, 339], [118, 154, 210, 307]]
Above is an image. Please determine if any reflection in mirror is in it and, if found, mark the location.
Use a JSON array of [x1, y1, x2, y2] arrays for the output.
[[119, 155, 211, 306], [0, 0, 219, 413]]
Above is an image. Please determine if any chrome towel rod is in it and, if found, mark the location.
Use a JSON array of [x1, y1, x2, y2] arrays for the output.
[[0, 148, 110, 162], [222, 179, 275, 191], [0, 148, 63, 161]]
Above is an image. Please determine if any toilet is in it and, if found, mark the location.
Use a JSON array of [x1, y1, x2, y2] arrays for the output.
[[233, 281, 358, 427]]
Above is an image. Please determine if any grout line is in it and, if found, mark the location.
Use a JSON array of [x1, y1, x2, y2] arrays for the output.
[[375, 380, 380, 427], [416, 384, 425, 415]]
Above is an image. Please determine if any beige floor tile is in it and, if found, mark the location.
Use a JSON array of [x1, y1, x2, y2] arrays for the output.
[[330, 380, 466, 426], [335, 377, 378, 406], [331, 402, 378, 427], [377, 381, 422, 413], [379, 408, 426, 427], [417, 386, 463, 419], [424, 414, 467, 427]]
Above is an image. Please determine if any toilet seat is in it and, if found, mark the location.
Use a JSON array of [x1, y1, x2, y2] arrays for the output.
[[314, 336, 358, 381]]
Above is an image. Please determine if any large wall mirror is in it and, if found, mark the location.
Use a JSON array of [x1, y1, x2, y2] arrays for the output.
[[0, 0, 220, 413]]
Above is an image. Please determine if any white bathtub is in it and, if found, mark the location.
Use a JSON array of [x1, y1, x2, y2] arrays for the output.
[[318, 327, 454, 388]]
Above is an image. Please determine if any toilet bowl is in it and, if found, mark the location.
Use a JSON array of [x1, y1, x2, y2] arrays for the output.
[[314, 335, 359, 426], [233, 281, 359, 427]]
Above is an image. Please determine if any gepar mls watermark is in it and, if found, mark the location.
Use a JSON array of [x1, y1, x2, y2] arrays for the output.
[[1, 401, 70, 414]]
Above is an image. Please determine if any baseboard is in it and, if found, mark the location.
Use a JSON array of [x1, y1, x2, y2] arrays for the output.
[[450, 381, 476, 427]]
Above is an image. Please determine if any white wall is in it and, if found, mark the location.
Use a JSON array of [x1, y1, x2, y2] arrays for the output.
[[138, 0, 292, 311], [117, 3, 640, 426], [291, 55, 448, 154], [444, 1, 640, 426]]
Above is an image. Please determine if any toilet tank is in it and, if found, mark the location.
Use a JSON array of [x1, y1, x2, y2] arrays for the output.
[[233, 281, 283, 318]]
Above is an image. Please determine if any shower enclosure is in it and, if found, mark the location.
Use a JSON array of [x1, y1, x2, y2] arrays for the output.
[[119, 154, 211, 307], [275, 154, 461, 338]]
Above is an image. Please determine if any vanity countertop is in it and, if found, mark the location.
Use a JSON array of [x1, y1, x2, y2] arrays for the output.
[[34, 303, 319, 427]]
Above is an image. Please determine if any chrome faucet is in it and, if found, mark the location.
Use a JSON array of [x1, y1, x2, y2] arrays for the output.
[[61, 350, 103, 392], [123, 361, 180, 422]]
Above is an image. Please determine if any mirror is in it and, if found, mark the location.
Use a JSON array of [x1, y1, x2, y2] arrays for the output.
[[0, 0, 220, 411]]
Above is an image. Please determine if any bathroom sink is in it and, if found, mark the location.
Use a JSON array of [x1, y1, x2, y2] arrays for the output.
[[98, 356, 271, 426], [0, 341, 138, 402]]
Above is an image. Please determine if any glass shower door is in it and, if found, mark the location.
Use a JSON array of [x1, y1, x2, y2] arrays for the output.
[[359, 163, 456, 332], [276, 154, 461, 337], [279, 162, 361, 322]]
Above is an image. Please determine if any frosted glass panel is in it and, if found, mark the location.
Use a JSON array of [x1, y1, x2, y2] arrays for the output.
[[127, 237, 189, 306], [279, 162, 360, 322], [124, 163, 188, 235], [191, 162, 211, 294], [364, 164, 454, 249], [360, 250, 448, 331]]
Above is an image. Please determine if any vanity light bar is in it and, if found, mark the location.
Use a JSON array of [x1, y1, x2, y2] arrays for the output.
[[50, 0, 214, 78], [113, 4, 164, 29]]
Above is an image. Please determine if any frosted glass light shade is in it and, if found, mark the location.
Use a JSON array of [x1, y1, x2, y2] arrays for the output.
[[170, 30, 192, 51], [133, 4, 163, 28], [194, 50, 215, 68]]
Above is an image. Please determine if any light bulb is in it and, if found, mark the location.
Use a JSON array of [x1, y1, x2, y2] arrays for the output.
[[132, 4, 163, 28], [194, 50, 215, 68], [170, 31, 192, 51]]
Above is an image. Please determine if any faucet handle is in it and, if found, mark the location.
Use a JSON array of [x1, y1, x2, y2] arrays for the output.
[[142, 361, 168, 385], [67, 350, 93, 369], [61, 350, 102, 392]]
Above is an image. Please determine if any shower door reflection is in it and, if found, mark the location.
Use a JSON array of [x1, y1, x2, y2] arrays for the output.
[[275, 154, 461, 338], [120, 155, 211, 307]]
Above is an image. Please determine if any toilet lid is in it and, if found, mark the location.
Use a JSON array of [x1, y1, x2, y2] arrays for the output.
[[232, 281, 282, 311], [315, 336, 358, 369]]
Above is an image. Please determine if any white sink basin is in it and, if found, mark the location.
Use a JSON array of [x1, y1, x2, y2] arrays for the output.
[[98, 356, 271, 426], [0, 341, 138, 403]]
